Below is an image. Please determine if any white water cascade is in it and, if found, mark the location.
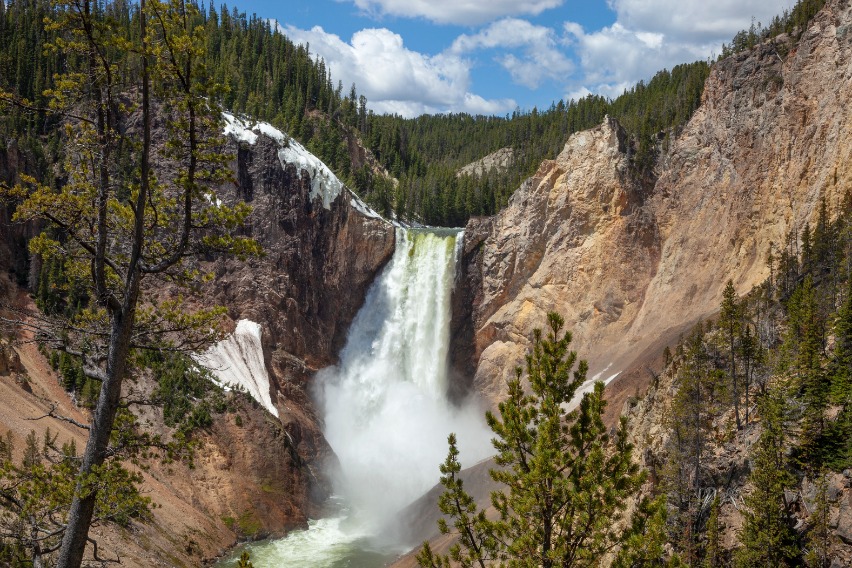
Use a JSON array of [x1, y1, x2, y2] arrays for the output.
[[222, 228, 493, 567]]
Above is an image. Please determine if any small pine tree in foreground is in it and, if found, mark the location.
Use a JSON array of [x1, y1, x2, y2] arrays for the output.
[[735, 388, 799, 567], [237, 550, 254, 567], [418, 312, 672, 568]]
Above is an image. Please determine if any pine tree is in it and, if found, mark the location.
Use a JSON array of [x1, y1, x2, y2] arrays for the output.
[[0, 431, 12, 463], [830, 277, 852, 403], [0, 429, 148, 567], [805, 472, 831, 568], [662, 325, 710, 563], [2, 2, 259, 566], [812, 197, 833, 278], [613, 495, 679, 568], [787, 277, 829, 468], [703, 494, 721, 568], [22, 431, 40, 470], [720, 280, 742, 429], [735, 389, 799, 567], [739, 325, 757, 425], [419, 313, 651, 568], [802, 223, 813, 275]]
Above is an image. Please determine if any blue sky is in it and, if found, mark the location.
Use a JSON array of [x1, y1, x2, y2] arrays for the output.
[[230, 0, 795, 117]]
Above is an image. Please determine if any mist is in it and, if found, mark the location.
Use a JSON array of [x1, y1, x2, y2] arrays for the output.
[[314, 228, 494, 546]]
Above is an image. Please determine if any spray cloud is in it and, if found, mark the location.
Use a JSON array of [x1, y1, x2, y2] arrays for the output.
[[316, 228, 493, 542]]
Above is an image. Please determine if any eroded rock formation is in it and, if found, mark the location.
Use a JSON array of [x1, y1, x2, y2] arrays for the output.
[[456, 0, 852, 408]]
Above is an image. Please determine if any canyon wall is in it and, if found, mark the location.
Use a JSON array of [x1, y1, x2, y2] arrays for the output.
[[456, 0, 852, 407], [201, 124, 395, 477], [0, 118, 395, 565]]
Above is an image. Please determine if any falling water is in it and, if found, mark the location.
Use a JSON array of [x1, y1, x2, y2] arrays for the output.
[[220, 228, 493, 567]]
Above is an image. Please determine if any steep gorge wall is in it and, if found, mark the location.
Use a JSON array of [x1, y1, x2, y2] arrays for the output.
[[456, 0, 852, 406], [143, 126, 396, 562], [0, 120, 396, 565], [453, 119, 658, 402]]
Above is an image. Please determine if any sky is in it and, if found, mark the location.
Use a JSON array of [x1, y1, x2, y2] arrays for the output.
[[229, 0, 796, 117]]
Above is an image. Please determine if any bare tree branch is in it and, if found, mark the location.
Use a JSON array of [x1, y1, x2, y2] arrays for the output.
[[26, 404, 90, 431]]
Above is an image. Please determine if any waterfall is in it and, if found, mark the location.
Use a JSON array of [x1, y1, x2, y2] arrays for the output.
[[318, 227, 492, 533], [219, 228, 492, 566]]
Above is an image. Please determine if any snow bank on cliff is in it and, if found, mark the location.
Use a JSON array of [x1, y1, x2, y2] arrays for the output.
[[194, 319, 278, 417], [223, 112, 375, 214], [222, 112, 394, 222]]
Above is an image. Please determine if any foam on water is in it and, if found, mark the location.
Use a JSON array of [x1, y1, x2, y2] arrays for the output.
[[217, 499, 397, 568]]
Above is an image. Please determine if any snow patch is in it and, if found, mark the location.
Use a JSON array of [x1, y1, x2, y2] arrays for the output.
[[277, 138, 343, 209], [222, 112, 258, 145], [349, 195, 383, 220], [204, 192, 222, 207], [566, 363, 620, 411], [254, 121, 287, 145], [221, 111, 344, 210], [194, 319, 279, 417]]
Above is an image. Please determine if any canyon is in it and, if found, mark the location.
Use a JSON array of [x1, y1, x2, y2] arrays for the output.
[[0, 0, 851, 565]]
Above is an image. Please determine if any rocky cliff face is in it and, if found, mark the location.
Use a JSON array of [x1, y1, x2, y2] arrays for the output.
[[456, 0, 852, 406], [0, 115, 396, 565], [211, 123, 395, 375], [189, 121, 396, 537], [457, 147, 515, 178], [454, 118, 659, 402], [0, 140, 42, 288]]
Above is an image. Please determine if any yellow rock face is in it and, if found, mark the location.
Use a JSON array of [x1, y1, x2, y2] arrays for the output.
[[460, 0, 852, 406]]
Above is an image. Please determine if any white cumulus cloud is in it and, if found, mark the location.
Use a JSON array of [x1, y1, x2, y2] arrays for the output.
[[277, 22, 515, 117], [450, 18, 574, 89], [274, 0, 804, 116], [344, 0, 564, 26], [562, 0, 798, 100], [563, 21, 710, 99], [610, 0, 797, 43]]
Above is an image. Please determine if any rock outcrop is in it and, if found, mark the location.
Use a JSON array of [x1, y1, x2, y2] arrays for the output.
[[455, 118, 658, 402], [206, 120, 394, 504], [457, 147, 515, 178], [456, 0, 852, 407]]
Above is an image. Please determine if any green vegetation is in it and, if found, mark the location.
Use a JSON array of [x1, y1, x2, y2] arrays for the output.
[[721, 0, 828, 58], [734, 390, 799, 567], [1, 0, 259, 565], [222, 509, 263, 539], [0, 429, 150, 566], [236, 550, 254, 567], [1, 0, 830, 228], [418, 313, 674, 568], [0, 0, 706, 226], [369, 61, 709, 226], [652, 193, 852, 566], [141, 350, 228, 435]]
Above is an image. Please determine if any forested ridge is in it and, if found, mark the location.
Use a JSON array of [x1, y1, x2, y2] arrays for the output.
[[366, 61, 708, 227], [0, 0, 710, 226], [0, 0, 832, 226]]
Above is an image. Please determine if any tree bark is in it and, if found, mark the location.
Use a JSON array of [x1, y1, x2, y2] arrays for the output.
[[55, 313, 134, 567], [56, 2, 150, 565]]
